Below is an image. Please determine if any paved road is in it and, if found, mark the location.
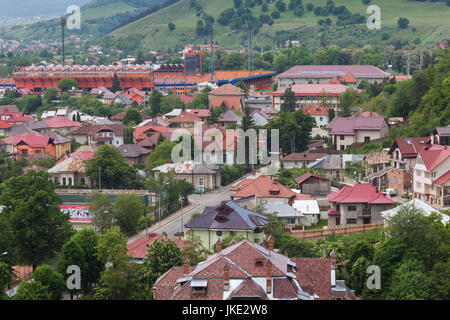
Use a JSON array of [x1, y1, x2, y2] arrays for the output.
[[127, 167, 270, 244]]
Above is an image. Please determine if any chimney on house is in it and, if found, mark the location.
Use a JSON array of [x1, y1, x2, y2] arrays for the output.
[[273, 177, 279, 184], [183, 257, 189, 277], [266, 261, 272, 294], [330, 249, 337, 288], [268, 235, 274, 252], [216, 239, 222, 253], [223, 264, 230, 291]]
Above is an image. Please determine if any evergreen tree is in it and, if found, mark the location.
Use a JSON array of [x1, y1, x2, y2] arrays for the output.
[[206, 107, 223, 124], [111, 73, 121, 93], [280, 87, 297, 112]]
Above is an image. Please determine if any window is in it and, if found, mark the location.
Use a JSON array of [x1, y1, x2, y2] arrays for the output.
[[340, 145, 345, 151], [319, 117, 323, 121], [416, 181, 421, 188], [230, 231, 235, 236], [346, 218, 357, 224], [198, 178, 204, 187], [416, 170, 421, 176], [340, 135, 345, 140], [216, 231, 222, 237], [347, 206, 357, 211], [364, 136, 370, 143]]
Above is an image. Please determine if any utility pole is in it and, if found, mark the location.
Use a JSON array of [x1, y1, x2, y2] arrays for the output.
[[209, 22, 215, 82], [61, 17, 67, 66]]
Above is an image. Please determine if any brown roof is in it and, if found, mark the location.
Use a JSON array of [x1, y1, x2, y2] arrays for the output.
[[282, 152, 327, 162], [169, 111, 201, 123], [292, 258, 333, 300], [209, 83, 244, 96], [232, 175, 296, 199], [294, 172, 329, 185], [388, 137, 430, 158], [70, 123, 124, 137], [154, 240, 344, 300]]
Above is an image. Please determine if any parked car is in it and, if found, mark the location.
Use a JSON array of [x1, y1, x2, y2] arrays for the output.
[[384, 188, 397, 197]]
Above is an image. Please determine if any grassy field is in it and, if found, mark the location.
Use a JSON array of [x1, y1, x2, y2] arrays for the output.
[[111, 0, 450, 51]]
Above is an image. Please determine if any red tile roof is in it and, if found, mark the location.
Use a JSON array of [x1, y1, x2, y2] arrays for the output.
[[342, 71, 357, 83], [389, 137, 430, 158], [127, 234, 187, 259], [232, 175, 296, 199], [44, 116, 81, 128], [180, 94, 194, 104], [209, 83, 244, 96], [209, 95, 243, 110], [433, 170, 450, 186], [0, 120, 12, 129], [169, 111, 202, 123], [188, 108, 210, 119], [303, 105, 329, 116], [134, 125, 167, 140], [154, 240, 343, 300], [14, 133, 51, 148], [418, 145, 450, 171], [328, 183, 395, 204], [292, 257, 333, 300]]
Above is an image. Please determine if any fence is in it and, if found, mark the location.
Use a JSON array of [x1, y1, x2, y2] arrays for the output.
[[286, 222, 384, 240]]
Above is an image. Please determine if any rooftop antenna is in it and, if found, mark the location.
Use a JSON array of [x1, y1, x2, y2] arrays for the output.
[[61, 17, 67, 66], [209, 22, 215, 82], [246, 20, 254, 76]]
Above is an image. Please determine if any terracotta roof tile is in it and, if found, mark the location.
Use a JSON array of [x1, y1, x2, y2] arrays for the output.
[[232, 175, 296, 199]]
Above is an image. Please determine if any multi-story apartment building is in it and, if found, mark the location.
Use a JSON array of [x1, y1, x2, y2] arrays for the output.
[[387, 137, 430, 195], [412, 144, 450, 207]]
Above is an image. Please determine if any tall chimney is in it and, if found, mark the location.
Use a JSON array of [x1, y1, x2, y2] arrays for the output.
[[330, 250, 337, 288], [266, 261, 272, 294], [223, 264, 230, 291], [268, 235, 274, 252], [183, 257, 189, 277], [216, 239, 222, 253]]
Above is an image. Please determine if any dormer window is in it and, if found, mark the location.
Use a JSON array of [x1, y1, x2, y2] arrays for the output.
[[254, 257, 264, 267], [191, 278, 208, 293]]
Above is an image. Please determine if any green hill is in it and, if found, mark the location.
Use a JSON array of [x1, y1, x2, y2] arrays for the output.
[[110, 0, 450, 52], [0, 0, 166, 41]]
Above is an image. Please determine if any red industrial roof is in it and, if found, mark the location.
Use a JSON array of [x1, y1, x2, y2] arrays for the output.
[[328, 183, 395, 204], [44, 116, 81, 128], [274, 83, 350, 95], [278, 65, 390, 78]]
